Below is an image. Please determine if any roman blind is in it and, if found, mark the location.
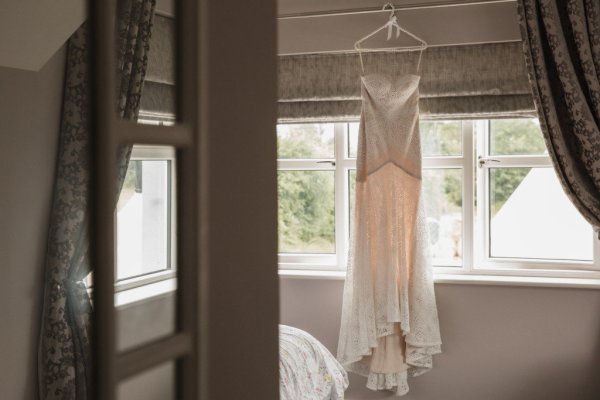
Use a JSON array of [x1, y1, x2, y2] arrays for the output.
[[142, 15, 535, 120]]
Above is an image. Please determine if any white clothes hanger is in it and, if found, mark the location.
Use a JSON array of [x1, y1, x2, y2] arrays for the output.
[[354, 3, 428, 74]]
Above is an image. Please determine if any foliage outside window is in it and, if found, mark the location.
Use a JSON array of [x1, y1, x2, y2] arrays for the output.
[[277, 119, 598, 278]]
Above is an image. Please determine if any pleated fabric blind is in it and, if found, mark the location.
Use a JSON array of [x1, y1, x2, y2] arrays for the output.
[[278, 43, 535, 121], [142, 16, 535, 121], [140, 14, 175, 118]]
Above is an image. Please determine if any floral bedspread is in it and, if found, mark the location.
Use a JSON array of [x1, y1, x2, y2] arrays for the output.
[[280, 325, 348, 400]]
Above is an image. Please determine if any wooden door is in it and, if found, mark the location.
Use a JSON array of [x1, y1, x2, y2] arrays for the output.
[[89, 0, 279, 398]]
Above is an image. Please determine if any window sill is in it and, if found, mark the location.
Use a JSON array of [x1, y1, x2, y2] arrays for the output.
[[433, 273, 600, 289], [278, 269, 600, 289], [112, 268, 600, 306], [115, 278, 177, 308], [279, 269, 346, 280]]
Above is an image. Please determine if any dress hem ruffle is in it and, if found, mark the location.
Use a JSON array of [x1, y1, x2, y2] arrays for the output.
[[339, 337, 442, 397]]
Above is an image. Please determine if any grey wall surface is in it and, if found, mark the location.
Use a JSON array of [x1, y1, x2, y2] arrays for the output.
[[117, 294, 176, 400], [0, 47, 65, 398], [280, 277, 600, 400], [278, 1, 520, 55]]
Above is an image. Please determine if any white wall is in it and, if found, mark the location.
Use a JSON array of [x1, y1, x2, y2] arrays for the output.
[[114, 275, 600, 400], [0, 47, 65, 397], [280, 278, 600, 400]]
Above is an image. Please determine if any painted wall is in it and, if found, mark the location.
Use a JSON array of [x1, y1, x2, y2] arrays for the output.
[[117, 294, 176, 399], [0, 42, 177, 396], [280, 277, 600, 400], [0, 47, 66, 398]]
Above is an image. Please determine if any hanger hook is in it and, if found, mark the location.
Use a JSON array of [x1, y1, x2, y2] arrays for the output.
[[382, 3, 396, 19]]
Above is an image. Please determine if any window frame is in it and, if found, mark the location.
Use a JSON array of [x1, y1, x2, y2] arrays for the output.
[[421, 120, 474, 270], [472, 119, 600, 279], [114, 144, 178, 293], [277, 123, 348, 271], [277, 119, 600, 281]]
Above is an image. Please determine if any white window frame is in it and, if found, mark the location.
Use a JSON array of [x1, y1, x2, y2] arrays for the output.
[[421, 120, 474, 270], [278, 123, 346, 271], [114, 144, 178, 293], [277, 120, 600, 282], [137, 112, 176, 126], [472, 119, 600, 280]]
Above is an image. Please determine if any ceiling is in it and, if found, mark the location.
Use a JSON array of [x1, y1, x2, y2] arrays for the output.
[[0, 0, 173, 72]]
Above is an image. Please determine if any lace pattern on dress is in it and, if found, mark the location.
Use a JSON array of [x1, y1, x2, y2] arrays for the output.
[[337, 73, 442, 396]]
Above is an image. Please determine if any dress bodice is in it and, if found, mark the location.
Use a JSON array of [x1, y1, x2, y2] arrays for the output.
[[358, 74, 422, 181]]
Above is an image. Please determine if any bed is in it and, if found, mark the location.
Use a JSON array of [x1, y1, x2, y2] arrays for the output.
[[280, 325, 349, 400]]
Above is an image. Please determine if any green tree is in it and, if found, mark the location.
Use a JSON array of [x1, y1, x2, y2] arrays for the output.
[[276, 119, 547, 252], [425, 119, 545, 214], [489, 119, 545, 214], [490, 168, 530, 216], [421, 121, 463, 208], [490, 119, 546, 155], [421, 121, 462, 156], [277, 124, 335, 253]]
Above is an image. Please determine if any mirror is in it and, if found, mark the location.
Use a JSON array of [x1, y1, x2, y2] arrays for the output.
[[137, 12, 177, 125], [116, 0, 177, 125], [115, 145, 177, 352]]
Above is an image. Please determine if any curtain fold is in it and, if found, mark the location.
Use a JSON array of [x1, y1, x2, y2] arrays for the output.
[[517, 0, 600, 231], [38, 1, 155, 399]]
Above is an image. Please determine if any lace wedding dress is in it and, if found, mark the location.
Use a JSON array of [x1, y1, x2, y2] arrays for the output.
[[337, 73, 442, 396]]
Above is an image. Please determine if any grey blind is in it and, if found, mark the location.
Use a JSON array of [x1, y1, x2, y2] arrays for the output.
[[146, 14, 175, 85], [279, 43, 535, 121], [141, 15, 175, 117], [143, 16, 535, 120]]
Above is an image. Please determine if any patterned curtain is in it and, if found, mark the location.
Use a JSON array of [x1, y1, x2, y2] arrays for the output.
[[38, 1, 155, 398], [518, 0, 600, 232]]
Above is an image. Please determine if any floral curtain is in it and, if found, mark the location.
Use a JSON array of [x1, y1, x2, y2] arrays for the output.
[[38, 1, 155, 398], [517, 0, 600, 232]]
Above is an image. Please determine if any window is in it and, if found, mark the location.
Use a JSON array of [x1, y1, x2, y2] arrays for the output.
[[476, 119, 595, 272], [277, 119, 600, 279], [115, 145, 177, 286], [277, 124, 340, 268]]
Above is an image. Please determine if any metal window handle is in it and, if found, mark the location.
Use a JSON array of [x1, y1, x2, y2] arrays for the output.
[[478, 156, 501, 168], [316, 161, 336, 166]]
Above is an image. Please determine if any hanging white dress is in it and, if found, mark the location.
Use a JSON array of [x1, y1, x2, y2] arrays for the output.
[[337, 73, 442, 396]]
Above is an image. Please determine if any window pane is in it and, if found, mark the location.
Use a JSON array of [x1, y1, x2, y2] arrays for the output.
[[117, 160, 171, 280], [489, 167, 593, 260], [278, 170, 335, 253], [348, 122, 359, 158], [420, 121, 462, 156], [490, 118, 547, 155], [277, 123, 335, 159], [423, 169, 463, 266]]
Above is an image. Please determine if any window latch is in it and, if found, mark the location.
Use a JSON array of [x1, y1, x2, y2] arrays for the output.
[[316, 161, 336, 166], [478, 156, 501, 168]]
